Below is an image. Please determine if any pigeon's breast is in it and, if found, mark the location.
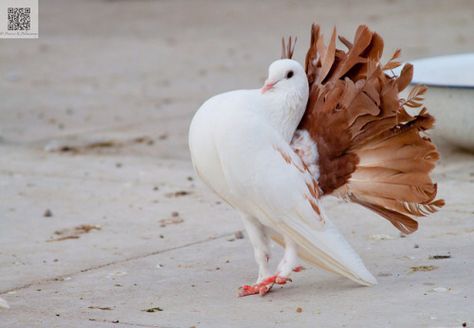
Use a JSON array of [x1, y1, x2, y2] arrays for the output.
[[188, 91, 255, 202], [188, 98, 228, 198]]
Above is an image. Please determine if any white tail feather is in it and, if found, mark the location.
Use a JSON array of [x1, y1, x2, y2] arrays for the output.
[[273, 215, 377, 286]]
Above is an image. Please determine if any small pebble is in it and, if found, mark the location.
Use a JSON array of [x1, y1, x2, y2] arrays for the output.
[[234, 231, 244, 239], [296, 307, 303, 313], [44, 209, 53, 217]]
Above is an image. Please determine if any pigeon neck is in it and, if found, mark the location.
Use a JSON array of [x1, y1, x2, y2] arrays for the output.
[[262, 89, 308, 143]]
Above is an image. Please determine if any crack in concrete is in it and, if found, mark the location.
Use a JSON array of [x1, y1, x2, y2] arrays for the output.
[[0, 232, 233, 295], [88, 318, 177, 328]]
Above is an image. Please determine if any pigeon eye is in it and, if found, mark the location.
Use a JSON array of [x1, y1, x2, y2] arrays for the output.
[[286, 70, 294, 79]]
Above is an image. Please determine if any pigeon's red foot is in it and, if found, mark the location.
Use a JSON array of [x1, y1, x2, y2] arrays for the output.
[[275, 275, 292, 285], [238, 273, 297, 297], [273, 266, 304, 284], [238, 275, 277, 297]]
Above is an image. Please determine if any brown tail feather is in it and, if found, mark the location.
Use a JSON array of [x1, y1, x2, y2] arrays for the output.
[[344, 112, 443, 231], [350, 197, 419, 234], [297, 24, 444, 234]]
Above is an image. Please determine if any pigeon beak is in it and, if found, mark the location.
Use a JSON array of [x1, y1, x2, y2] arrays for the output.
[[261, 80, 276, 94]]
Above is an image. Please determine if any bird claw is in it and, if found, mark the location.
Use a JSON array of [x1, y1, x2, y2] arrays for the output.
[[275, 276, 292, 285], [238, 275, 277, 297], [238, 274, 295, 297], [238, 283, 273, 297]]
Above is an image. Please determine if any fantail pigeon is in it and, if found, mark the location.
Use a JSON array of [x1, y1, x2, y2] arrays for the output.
[[188, 24, 444, 296]]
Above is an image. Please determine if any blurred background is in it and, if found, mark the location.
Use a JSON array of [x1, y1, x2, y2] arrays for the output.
[[1, 1, 473, 327], [2, 0, 474, 157]]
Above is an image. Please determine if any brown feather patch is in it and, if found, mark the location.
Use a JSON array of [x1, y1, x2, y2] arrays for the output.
[[304, 194, 322, 218], [275, 146, 292, 164], [292, 24, 444, 234], [274, 146, 324, 223]]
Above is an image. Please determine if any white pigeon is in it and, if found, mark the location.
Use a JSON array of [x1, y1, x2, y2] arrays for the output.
[[189, 59, 376, 296], [189, 25, 443, 296]]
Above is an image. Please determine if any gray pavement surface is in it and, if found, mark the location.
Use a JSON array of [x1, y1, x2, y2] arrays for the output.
[[1, 1, 473, 327]]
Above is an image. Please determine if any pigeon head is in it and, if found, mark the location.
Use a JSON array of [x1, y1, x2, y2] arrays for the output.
[[260, 59, 309, 141], [261, 59, 308, 96]]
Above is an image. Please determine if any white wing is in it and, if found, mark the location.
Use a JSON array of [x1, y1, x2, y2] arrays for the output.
[[214, 116, 376, 286]]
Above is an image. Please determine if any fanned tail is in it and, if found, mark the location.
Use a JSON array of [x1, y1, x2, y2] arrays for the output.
[[297, 24, 444, 234], [340, 110, 445, 233]]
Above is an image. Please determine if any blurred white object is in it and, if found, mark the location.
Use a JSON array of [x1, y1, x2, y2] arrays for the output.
[[0, 296, 10, 309], [400, 54, 474, 150], [410, 54, 474, 87]]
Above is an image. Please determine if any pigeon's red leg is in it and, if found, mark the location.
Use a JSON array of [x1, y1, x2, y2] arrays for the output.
[[275, 235, 301, 283], [240, 214, 272, 282], [238, 275, 277, 297], [275, 267, 304, 284], [239, 240, 306, 296]]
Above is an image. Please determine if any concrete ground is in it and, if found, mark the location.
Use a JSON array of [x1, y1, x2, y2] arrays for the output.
[[1, 0, 473, 327]]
